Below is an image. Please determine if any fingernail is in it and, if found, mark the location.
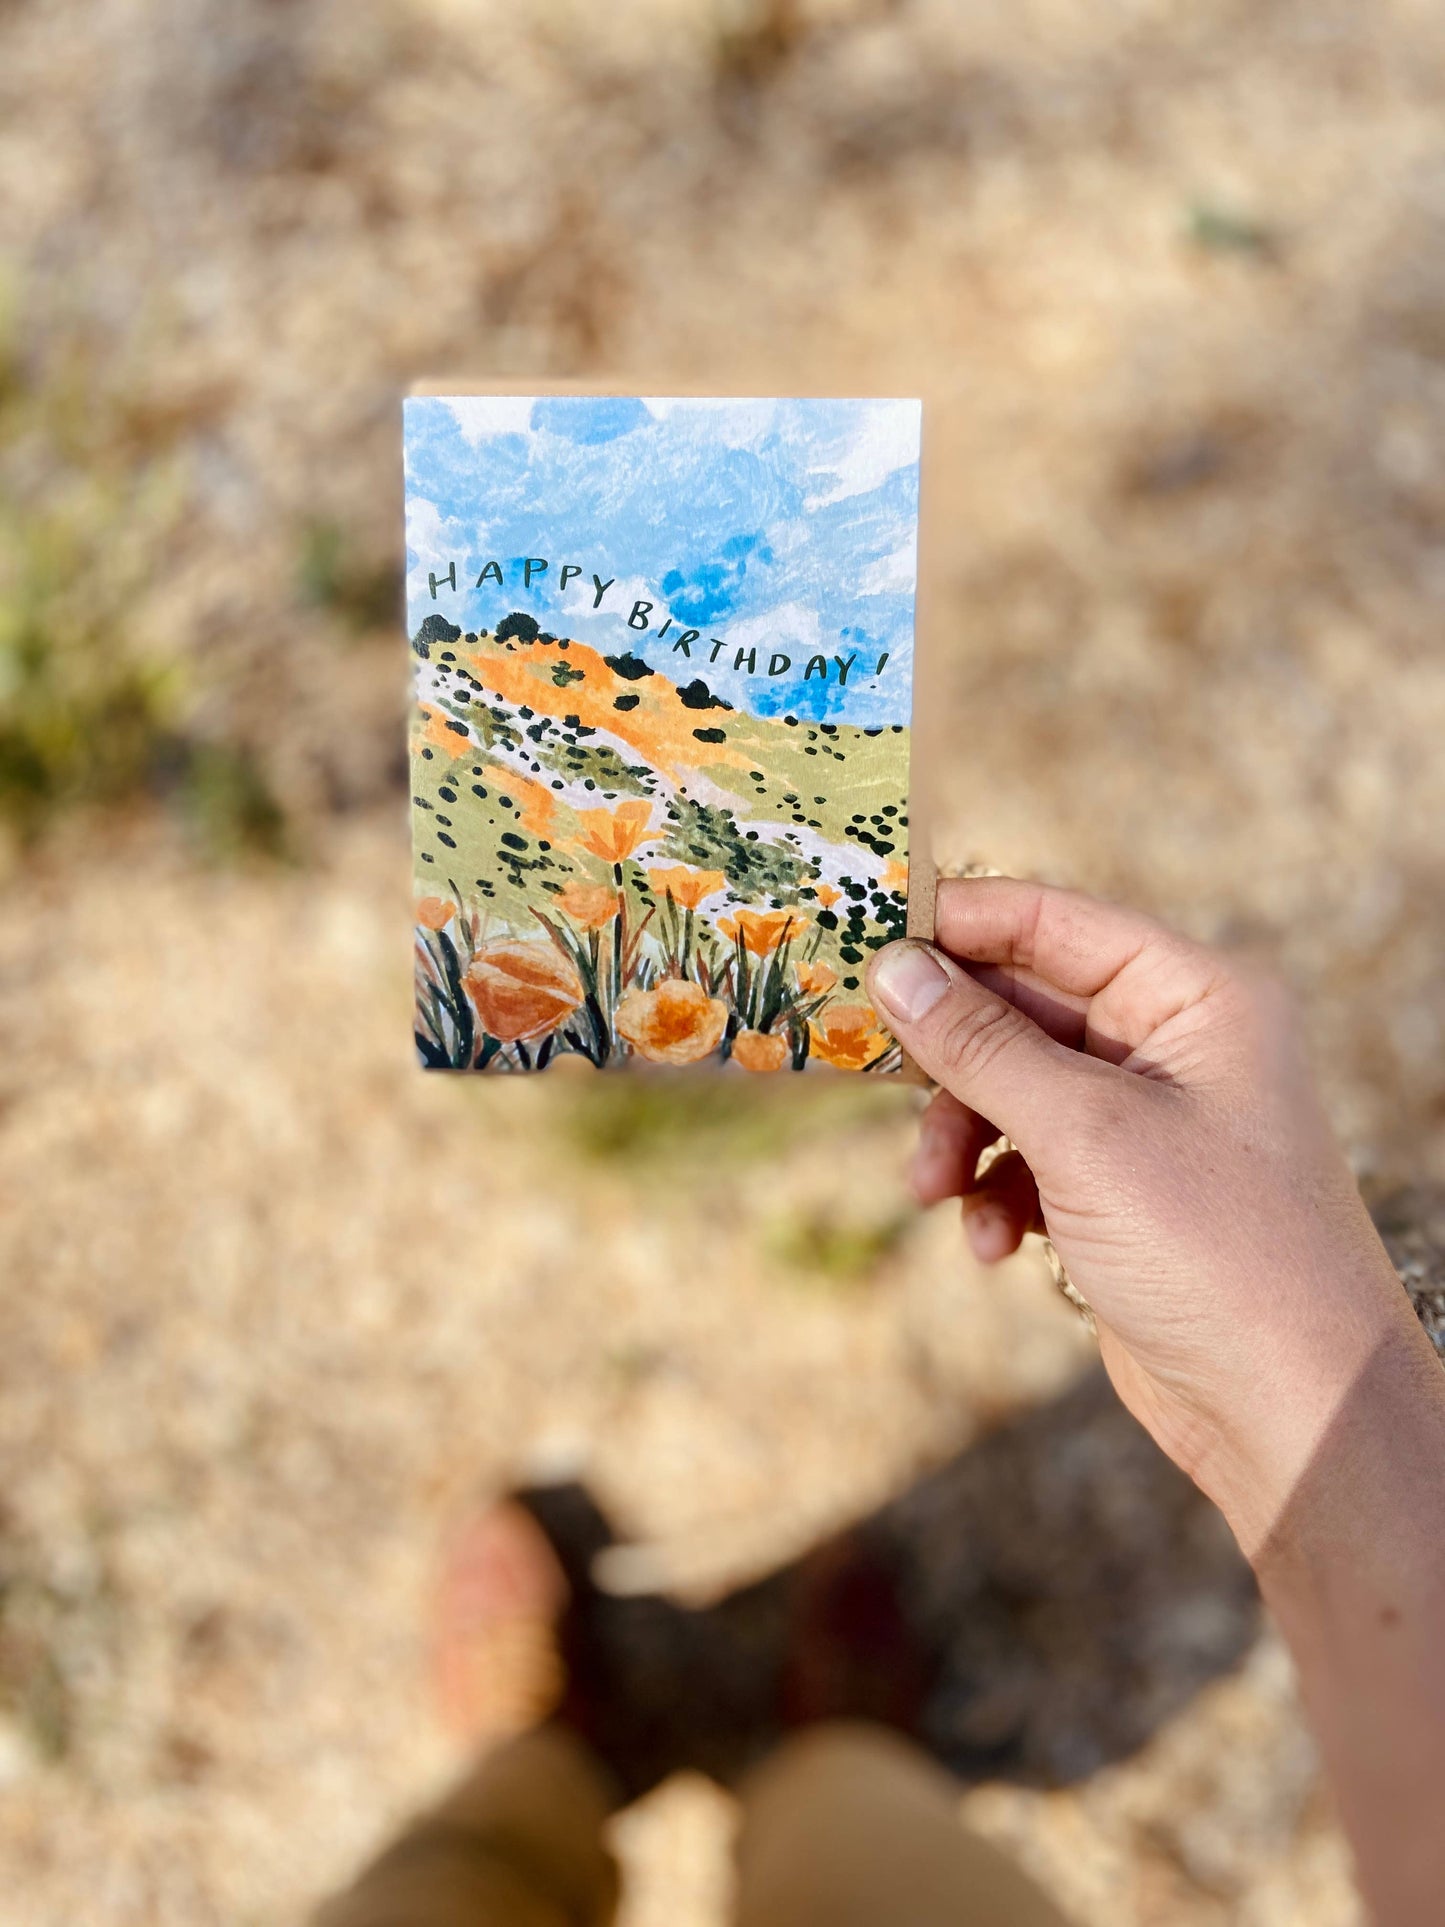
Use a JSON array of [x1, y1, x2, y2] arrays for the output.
[[870, 942, 951, 1023]]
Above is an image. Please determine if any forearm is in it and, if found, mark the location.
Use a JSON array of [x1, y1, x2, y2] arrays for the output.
[[874, 882, 1445, 1916], [1230, 1316, 1445, 1927]]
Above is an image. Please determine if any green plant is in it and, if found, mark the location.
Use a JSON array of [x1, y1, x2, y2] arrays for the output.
[[0, 396, 180, 837], [0, 291, 284, 854], [768, 1203, 913, 1284], [559, 1071, 900, 1166], [1185, 201, 1278, 260], [297, 517, 398, 632]]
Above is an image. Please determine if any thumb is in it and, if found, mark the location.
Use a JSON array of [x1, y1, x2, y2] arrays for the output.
[[867, 939, 1095, 1150]]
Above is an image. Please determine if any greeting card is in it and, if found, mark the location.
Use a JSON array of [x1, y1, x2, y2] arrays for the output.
[[406, 394, 923, 1073]]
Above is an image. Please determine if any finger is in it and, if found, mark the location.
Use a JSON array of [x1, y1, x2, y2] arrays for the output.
[[932, 878, 1227, 1060], [933, 876, 1174, 988], [965, 960, 1148, 1068], [961, 1148, 1042, 1263], [967, 961, 1092, 1053], [910, 1089, 1000, 1205], [868, 939, 1114, 1152]]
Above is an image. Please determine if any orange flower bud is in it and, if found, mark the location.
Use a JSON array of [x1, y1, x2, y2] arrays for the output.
[[732, 1029, 790, 1073], [416, 895, 455, 932], [464, 939, 583, 1043], [615, 979, 728, 1065]]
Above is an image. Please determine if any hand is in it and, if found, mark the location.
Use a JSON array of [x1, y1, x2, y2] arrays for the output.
[[866, 878, 1431, 1549]]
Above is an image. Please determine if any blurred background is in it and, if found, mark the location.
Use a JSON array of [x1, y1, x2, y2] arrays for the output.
[[2, 0, 1444, 1921]]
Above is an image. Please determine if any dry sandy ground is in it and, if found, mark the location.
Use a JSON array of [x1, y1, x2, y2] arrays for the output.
[[0, 823, 1353, 1927], [3, 0, 1445, 1920]]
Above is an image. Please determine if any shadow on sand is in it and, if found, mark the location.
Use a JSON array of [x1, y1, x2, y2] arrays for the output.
[[531, 1368, 1259, 1796]]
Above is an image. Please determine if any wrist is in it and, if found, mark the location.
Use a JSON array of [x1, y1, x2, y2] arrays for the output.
[[1232, 1314, 1445, 1927], [1207, 1293, 1445, 1568]]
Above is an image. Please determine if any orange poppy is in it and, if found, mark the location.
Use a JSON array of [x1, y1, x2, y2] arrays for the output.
[[732, 1028, 790, 1073], [795, 959, 838, 996], [881, 858, 909, 892], [808, 1002, 890, 1071], [717, 907, 809, 957], [464, 939, 583, 1043], [646, 865, 727, 912], [554, 878, 621, 928], [814, 883, 842, 909], [574, 799, 653, 864], [615, 979, 728, 1065], [416, 895, 455, 932]]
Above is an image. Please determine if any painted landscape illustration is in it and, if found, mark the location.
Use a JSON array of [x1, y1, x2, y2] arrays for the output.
[[405, 396, 920, 1074]]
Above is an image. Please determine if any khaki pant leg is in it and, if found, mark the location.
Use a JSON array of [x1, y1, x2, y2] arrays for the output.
[[734, 1722, 1070, 1927], [315, 1725, 622, 1927]]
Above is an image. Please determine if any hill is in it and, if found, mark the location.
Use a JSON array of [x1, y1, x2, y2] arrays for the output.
[[410, 618, 911, 1072]]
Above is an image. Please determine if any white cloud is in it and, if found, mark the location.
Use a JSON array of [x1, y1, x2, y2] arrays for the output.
[[722, 599, 826, 657], [804, 399, 920, 509], [443, 396, 538, 445], [551, 574, 657, 632], [404, 494, 501, 632], [405, 495, 464, 589], [641, 397, 782, 447], [857, 540, 918, 597]]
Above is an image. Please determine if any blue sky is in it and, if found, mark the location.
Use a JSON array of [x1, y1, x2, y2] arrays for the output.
[[403, 396, 920, 726]]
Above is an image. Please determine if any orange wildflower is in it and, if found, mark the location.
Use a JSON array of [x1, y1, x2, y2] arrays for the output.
[[808, 1003, 890, 1071], [646, 865, 726, 912], [717, 907, 809, 957], [881, 858, 909, 892], [814, 883, 842, 909], [415, 895, 455, 932], [795, 959, 838, 996], [732, 1029, 790, 1073], [615, 979, 728, 1065], [554, 878, 620, 928], [464, 939, 583, 1043], [574, 799, 653, 864]]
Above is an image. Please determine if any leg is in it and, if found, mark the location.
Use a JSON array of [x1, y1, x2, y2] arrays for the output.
[[315, 1724, 622, 1927], [734, 1722, 1071, 1927], [317, 1497, 623, 1927]]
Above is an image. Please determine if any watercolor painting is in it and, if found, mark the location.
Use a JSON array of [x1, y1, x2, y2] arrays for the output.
[[405, 395, 920, 1073]]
